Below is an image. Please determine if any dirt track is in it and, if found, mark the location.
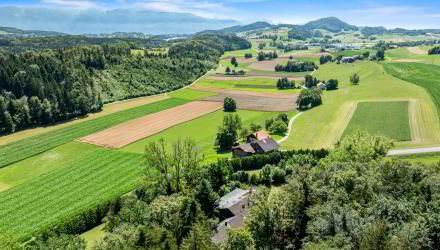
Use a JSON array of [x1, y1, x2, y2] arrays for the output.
[[78, 101, 222, 149]]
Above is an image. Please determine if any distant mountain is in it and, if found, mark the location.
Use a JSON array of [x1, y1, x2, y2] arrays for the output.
[[0, 6, 238, 35], [198, 21, 273, 35], [303, 17, 358, 32], [0, 26, 65, 37]]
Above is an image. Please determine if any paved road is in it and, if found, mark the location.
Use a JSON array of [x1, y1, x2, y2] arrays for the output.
[[387, 146, 440, 156]]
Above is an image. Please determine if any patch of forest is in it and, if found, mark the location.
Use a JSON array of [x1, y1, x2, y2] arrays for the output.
[[0, 34, 251, 135]]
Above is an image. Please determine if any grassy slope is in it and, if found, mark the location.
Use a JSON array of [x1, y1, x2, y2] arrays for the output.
[[0, 98, 188, 168], [342, 101, 411, 141], [0, 144, 144, 242], [282, 61, 440, 149], [392, 153, 440, 165], [386, 47, 440, 65], [384, 62, 440, 115], [121, 110, 296, 162], [166, 88, 217, 100]]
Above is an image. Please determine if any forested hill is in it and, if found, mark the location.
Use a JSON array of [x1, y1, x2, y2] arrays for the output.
[[0, 34, 251, 135]]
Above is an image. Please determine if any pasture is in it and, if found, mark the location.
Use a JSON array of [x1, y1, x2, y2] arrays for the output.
[[342, 101, 411, 141], [79, 101, 222, 149], [384, 63, 440, 114], [392, 152, 440, 165], [0, 143, 144, 242], [0, 98, 188, 168], [282, 61, 440, 149]]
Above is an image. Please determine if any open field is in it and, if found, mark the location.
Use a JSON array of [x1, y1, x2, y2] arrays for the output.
[[121, 110, 296, 161], [392, 152, 440, 165], [80, 224, 106, 250], [0, 98, 188, 168], [196, 77, 301, 93], [79, 101, 223, 149], [384, 63, 440, 114], [0, 95, 168, 146], [248, 59, 288, 71], [386, 48, 440, 65], [166, 88, 217, 100], [407, 47, 427, 55], [342, 101, 411, 141], [204, 93, 297, 112], [0, 144, 144, 242], [282, 61, 440, 149]]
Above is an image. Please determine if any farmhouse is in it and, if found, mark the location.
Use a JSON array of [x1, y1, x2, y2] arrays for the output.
[[341, 55, 362, 63], [232, 131, 279, 157], [212, 187, 255, 244], [317, 82, 326, 90]]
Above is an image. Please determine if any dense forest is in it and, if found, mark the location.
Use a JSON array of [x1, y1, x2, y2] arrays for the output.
[[16, 133, 440, 250], [0, 34, 251, 134]]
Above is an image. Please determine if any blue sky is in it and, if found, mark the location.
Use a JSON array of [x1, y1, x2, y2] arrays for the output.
[[2, 0, 440, 29]]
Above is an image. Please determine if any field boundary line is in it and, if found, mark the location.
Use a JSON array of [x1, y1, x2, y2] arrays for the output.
[[278, 112, 304, 144]]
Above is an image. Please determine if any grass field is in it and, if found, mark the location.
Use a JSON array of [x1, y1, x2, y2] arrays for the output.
[[222, 48, 258, 58], [80, 224, 107, 250], [0, 144, 144, 242], [342, 101, 411, 141], [121, 110, 295, 161], [167, 88, 217, 100], [384, 63, 440, 115], [392, 153, 440, 165], [282, 61, 440, 149], [0, 98, 188, 168], [386, 48, 440, 65], [195, 78, 301, 93]]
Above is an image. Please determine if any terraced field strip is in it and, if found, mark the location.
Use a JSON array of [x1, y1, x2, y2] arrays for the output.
[[0, 148, 144, 242], [79, 101, 223, 149], [200, 88, 298, 112], [0, 98, 188, 168]]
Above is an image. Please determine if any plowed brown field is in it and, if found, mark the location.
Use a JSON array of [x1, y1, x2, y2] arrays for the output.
[[78, 101, 222, 148]]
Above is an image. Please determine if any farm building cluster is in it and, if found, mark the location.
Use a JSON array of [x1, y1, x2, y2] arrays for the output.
[[232, 130, 280, 157]]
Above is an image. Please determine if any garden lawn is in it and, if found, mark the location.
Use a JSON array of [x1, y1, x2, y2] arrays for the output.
[[384, 63, 440, 115], [282, 61, 440, 149], [121, 110, 296, 162], [342, 101, 411, 141], [0, 144, 144, 242], [0, 98, 188, 168]]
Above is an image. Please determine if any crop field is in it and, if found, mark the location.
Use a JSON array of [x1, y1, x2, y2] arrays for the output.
[[122, 110, 295, 161], [342, 101, 411, 141], [248, 59, 289, 71], [196, 77, 301, 93], [204, 92, 297, 112], [386, 48, 440, 65], [0, 145, 144, 242], [79, 101, 222, 149], [0, 98, 188, 168], [384, 63, 440, 114], [282, 61, 440, 149]]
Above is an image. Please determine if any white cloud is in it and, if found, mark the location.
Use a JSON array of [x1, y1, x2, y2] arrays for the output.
[[138, 0, 237, 19], [41, 0, 98, 9]]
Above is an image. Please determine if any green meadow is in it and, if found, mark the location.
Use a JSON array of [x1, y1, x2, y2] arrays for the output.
[[282, 61, 440, 149], [342, 101, 411, 141], [384, 62, 440, 115], [196, 78, 301, 93]]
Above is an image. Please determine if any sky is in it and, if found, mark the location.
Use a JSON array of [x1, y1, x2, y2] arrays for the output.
[[1, 0, 440, 29]]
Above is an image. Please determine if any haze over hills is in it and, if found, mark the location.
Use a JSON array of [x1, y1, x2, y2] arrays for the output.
[[0, 6, 238, 35]]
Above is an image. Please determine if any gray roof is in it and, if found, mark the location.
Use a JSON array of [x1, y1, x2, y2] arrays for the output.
[[218, 188, 249, 209], [253, 137, 279, 152]]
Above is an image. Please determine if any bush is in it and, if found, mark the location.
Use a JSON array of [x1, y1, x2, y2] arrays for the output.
[[269, 120, 288, 135], [224, 97, 237, 112], [296, 88, 322, 110], [325, 79, 338, 90], [428, 46, 440, 55], [350, 73, 360, 85]]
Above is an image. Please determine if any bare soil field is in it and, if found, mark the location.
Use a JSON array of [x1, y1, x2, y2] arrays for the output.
[[198, 87, 298, 112], [393, 59, 423, 63], [206, 75, 305, 81], [78, 101, 222, 149], [407, 47, 426, 55], [281, 52, 330, 58], [248, 59, 288, 71]]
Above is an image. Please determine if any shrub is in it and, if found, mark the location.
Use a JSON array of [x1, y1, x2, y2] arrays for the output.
[[325, 79, 339, 90], [269, 120, 288, 135], [350, 73, 360, 85]]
